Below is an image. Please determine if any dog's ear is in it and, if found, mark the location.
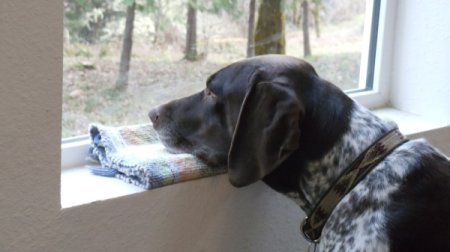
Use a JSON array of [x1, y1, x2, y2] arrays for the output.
[[228, 71, 303, 187]]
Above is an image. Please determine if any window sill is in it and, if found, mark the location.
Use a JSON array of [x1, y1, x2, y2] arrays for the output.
[[372, 107, 449, 135], [61, 107, 449, 209], [61, 166, 146, 208]]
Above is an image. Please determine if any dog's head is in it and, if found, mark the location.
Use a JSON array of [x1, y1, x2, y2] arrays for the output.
[[150, 55, 321, 187]]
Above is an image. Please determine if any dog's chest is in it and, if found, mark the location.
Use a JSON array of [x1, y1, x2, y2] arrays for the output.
[[317, 140, 433, 252], [292, 104, 431, 251], [317, 163, 395, 251]]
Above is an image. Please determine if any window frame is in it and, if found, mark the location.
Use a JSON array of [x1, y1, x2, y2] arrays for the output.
[[61, 0, 394, 168], [349, 0, 395, 108], [348, 0, 380, 94]]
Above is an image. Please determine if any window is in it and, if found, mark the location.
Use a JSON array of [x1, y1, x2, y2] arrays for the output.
[[63, 0, 382, 138]]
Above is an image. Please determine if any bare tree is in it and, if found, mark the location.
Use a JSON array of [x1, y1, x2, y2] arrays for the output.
[[293, 0, 300, 25], [302, 0, 311, 57], [246, 0, 256, 57], [185, 0, 198, 61], [116, 1, 136, 89], [152, 0, 163, 44], [311, 0, 322, 38]]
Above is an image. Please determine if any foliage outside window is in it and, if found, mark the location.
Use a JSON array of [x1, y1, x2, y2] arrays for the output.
[[63, 0, 374, 138]]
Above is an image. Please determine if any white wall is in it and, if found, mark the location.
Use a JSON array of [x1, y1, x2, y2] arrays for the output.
[[0, 2, 307, 252], [390, 0, 450, 124], [0, 1, 449, 251]]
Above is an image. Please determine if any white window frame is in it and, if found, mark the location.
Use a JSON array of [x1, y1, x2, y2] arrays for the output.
[[61, 0, 394, 169], [61, 135, 91, 170], [350, 0, 395, 108]]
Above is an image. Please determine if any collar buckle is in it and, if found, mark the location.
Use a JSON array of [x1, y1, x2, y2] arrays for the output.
[[301, 217, 320, 243]]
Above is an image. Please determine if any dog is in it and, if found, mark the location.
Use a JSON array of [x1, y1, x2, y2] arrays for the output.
[[149, 55, 450, 251]]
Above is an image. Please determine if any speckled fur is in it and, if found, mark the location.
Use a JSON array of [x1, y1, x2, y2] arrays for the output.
[[290, 104, 396, 212], [150, 55, 450, 251], [288, 103, 447, 252], [318, 140, 441, 252]]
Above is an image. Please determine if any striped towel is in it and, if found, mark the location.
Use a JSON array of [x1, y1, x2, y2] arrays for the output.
[[88, 123, 227, 189]]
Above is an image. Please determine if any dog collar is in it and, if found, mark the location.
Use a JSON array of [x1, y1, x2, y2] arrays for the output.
[[301, 128, 408, 243]]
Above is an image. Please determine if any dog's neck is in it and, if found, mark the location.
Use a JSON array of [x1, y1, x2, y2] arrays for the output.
[[294, 103, 397, 213]]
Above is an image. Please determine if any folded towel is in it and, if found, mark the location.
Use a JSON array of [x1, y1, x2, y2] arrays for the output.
[[88, 123, 227, 189]]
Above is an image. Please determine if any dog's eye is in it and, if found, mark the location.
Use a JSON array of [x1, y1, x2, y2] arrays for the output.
[[205, 88, 216, 98]]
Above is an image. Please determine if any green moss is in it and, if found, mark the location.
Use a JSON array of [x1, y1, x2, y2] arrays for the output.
[[254, 0, 286, 55]]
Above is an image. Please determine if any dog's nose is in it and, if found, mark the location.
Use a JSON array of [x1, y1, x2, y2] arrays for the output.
[[149, 108, 160, 125]]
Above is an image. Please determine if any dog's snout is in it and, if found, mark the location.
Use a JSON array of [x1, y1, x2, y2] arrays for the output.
[[149, 108, 160, 126]]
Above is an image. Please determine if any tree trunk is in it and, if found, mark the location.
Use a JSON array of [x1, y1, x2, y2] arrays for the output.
[[312, 0, 321, 38], [246, 0, 256, 57], [116, 1, 136, 89], [302, 0, 311, 57], [185, 0, 198, 61], [153, 2, 161, 44], [254, 0, 286, 55], [293, 0, 299, 25]]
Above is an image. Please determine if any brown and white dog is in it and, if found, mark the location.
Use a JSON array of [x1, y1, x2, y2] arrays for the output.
[[149, 55, 450, 251]]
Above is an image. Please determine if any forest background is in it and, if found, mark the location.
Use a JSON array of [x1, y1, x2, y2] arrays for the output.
[[63, 0, 367, 137]]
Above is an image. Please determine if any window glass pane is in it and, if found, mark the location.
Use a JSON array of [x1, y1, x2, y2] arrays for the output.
[[63, 0, 375, 138]]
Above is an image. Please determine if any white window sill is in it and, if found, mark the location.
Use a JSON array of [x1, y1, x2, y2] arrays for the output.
[[61, 166, 146, 208], [372, 108, 449, 135], [61, 107, 449, 209]]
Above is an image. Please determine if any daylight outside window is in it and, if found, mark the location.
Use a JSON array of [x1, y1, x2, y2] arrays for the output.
[[63, 0, 379, 138]]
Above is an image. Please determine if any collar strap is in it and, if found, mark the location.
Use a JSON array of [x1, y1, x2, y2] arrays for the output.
[[301, 128, 408, 243]]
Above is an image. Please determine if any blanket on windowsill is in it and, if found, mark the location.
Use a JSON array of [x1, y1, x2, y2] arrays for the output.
[[87, 123, 227, 190]]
